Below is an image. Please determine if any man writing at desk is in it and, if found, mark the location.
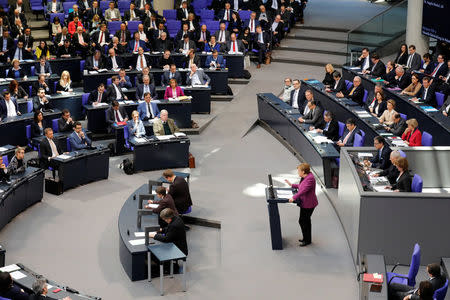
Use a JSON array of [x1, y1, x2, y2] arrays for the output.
[[363, 136, 391, 170], [69, 122, 92, 150], [7, 147, 26, 175], [336, 118, 358, 147], [153, 110, 179, 136], [145, 186, 178, 227]]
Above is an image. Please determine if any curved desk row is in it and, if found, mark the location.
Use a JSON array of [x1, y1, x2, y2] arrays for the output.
[[0, 167, 44, 230], [257, 93, 339, 188], [343, 66, 450, 146], [0, 263, 100, 300]]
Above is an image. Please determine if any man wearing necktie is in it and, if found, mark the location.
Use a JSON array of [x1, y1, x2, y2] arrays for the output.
[[254, 25, 268, 68], [106, 76, 128, 102], [405, 45, 421, 71], [88, 83, 106, 105], [355, 48, 371, 71], [430, 54, 447, 78], [222, 2, 231, 21], [215, 22, 228, 44], [136, 75, 155, 99], [337, 118, 357, 147], [39, 128, 64, 169], [138, 92, 160, 121], [69, 122, 92, 150], [363, 136, 392, 170], [177, 1, 189, 21], [226, 33, 243, 54], [135, 47, 149, 71]]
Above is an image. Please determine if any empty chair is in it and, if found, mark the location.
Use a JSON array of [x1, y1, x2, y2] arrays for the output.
[[436, 92, 445, 109], [63, 2, 75, 13], [52, 119, 59, 133], [99, 1, 109, 12], [117, 1, 129, 13], [398, 149, 407, 157], [338, 121, 345, 137], [2, 155, 8, 167], [421, 131, 433, 146], [434, 279, 448, 300], [163, 9, 177, 20], [192, 0, 207, 11], [399, 113, 407, 120], [166, 20, 181, 31], [239, 10, 252, 20], [387, 243, 420, 286], [353, 133, 363, 147], [362, 90, 368, 104], [108, 21, 122, 35], [30, 0, 44, 19], [345, 80, 352, 90], [127, 21, 141, 34], [200, 9, 214, 20], [411, 174, 423, 193], [205, 20, 220, 32]]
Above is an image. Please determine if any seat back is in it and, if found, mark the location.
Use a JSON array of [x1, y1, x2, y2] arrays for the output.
[[117, 1, 128, 12], [338, 121, 345, 137], [163, 9, 177, 20], [2, 155, 8, 167], [66, 137, 72, 152], [407, 243, 421, 287], [345, 80, 352, 90], [127, 21, 141, 34], [421, 131, 433, 146], [411, 174, 423, 193], [63, 2, 75, 13], [399, 113, 407, 120], [434, 279, 448, 300], [30, 66, 35, 76], [50, 13, 65, 23], [26, 124, 31, 140], [362, 89, 368, 104], [239, 10, 251, 20], [80, 60, 85, 73], [123, 125, 130, 149], [28, 85, 33, 97], [353, 133, 363, 147], [200, 9, 214, 20], [398, 149, 407, 157], [108, 21, 122, 35], [206, 20, 220, 33], [99, 1, 109, 12], [82, 93, 89, 106], [359, 129, 365, 139], [27, 100, 33, 113], [107, 78, 112, 86], [52, 118, 59, 133], [436, 92, 445, 109]]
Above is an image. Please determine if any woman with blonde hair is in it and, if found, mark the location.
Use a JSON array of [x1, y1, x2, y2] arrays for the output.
[[56, 70, 73, 93], [379, 99, 397, 125], [322, 64, 335, 86]]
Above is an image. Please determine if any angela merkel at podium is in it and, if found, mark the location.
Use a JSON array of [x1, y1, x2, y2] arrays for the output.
[[285, 163, 318, 247]]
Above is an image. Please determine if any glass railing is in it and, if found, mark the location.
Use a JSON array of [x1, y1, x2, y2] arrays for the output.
[[346, 0, 407, 64]]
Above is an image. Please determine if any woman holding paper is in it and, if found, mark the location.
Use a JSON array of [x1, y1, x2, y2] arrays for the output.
[[164, 78, 185, 100], [284, 163, 318, 247], [56, 70, 73, 93]]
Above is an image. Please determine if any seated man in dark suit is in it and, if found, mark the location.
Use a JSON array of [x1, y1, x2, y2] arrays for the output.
[[69, 121, 92, 150], [393, 66, 411, 90], [429, 54, 448, 80], [196, 24, 210, 51], [373, 150, 400, 184], [88, 83, 108, 105], [327, 71, 347, 94], [29, 277, 69, 300], [0, 91, 20, 120], [354, 47, 372, 72], [184, 49, 201, 69], [205, 50, 225, 69], [149, 208, 188, 259], [155, 32, 173, 53], [127, 32, 148, 53], [162, 169, 193, 214], [118, 69, 132, 89], [439, 95, 450, 117], [35, 56, 52, 77], [312, 111, 339, 141], [58, 109, 75, 133], [0, 271, 29, 300], [298, 100, 324, 128], [39, 128, 64, 169], [412, 76, 436, 107], [177, 34, 195, 54], [91, 23, 111, 52], [225, 33, 245, 54], [115, 23, 131, 48], [289, 79, 305, 109], [136, 75, 156, 100], [85, 49, 105, 71], [337, 75, 365, 106], [33, 88, 52, 111], [57, 40, 75, 58], [364, 136, 391, 170], [386, 113, 407, 136], [389, 263, 446, 300], [145, 186, 179, 227], [133, 46, 152, 71], [106, 48, 124, 70], [106, 100, 129, 132], [363, 53, 385, 77], [252, 25, 271, 68], [336, 118, 357, 147], [158, 50, 175, 69], [0, 30, 14, 63], [106, 76, 128, 102], [162, 64, 182, 86]]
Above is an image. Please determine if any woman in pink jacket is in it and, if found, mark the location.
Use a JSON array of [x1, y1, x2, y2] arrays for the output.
[[164, 78, 185, 99], [285, 163, 318, 247]]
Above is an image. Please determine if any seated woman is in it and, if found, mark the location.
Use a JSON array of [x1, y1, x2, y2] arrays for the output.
[[89, 14, 101, 36], [228, 12, 242, 35], [239, 27, 251, 51], [379, 99, 397, 125], [400, 73, 422, 97], [401, 118, 422, 146], [164, 78, 184, 99], [56, 70, 73, 93], [322, 64, 335, 86], [7, 59, 26, 79], [51, 16, 62, 38], [0, 271, 29, 300], [35, 40, 50, 60], [186, 13, 199, 32], [394, 43, 408, 66], [204, 35, 221, 52], [68, 16, 83, 36], [31, 110, 47, 138], [369, 90, 386, 117], [127, 110, 145, 138], [9, 79, 28, 100], [387, 157, 412, 192]]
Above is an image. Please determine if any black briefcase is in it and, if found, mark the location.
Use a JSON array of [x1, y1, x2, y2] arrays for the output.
[[45, 178, 64, 195]]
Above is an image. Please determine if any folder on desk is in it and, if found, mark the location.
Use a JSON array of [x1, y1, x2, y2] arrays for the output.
[[363, 273, 383, 284]]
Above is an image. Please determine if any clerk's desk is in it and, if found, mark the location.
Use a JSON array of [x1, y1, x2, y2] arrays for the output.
[[343, 66, 450, 146], [84, 99, 192, 133], [0, 263, 100, 300], [301, 80, 395, 147], [359, 254, 388, 300], [129, 134, 190, 172], [265, 187, 291, 250], [0, 109, 61, 147], [50, 146, 110, 191], [0, 167, 44, 230], [257, 93, 339, 188]]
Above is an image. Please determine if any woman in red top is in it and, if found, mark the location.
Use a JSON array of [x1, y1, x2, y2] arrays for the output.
[[401, 118, 422, 146], [285, 163, 318, 247], [164, 78, 185, 100]]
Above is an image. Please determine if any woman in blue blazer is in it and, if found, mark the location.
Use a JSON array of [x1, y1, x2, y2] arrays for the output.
[[128, 110, 146, 138], [204, 35, 222, 52]]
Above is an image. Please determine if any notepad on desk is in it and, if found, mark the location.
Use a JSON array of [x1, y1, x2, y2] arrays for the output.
[[10, 271, 27, 280], [128, 239, 146, 246], [276, 190, 293, 198], [174, 132, 186, 137], [0, 147, 9, 152], [156, 135, 174, 140], [0, 264, 20, 273], [56, 154, 71, 160]]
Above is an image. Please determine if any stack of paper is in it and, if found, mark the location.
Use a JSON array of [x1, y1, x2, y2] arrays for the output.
[[0, 147, 9, 151], [57, 154, 71, 160], [134, 137, 147, 143], [156, 135, 174, 140], [313, 136, 333, 144], [94, 102, 109, 107], [358, 153, 373, 158], [10, 271, 26, 280], [174, 132, 186, 137], [277, 190, 293, 198], [391, 140, 408, 147], [129, 239, 145, 246], [147, 203, 159, 209], [0, 264, 20, 272], [373, 186, 393, 192]]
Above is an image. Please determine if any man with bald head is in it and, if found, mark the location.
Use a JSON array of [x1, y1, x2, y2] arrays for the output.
[[153, 110, 180, 135], [337, 76, 365, 106], [73, 26, 90, 57], [394, 66, 411, 89]]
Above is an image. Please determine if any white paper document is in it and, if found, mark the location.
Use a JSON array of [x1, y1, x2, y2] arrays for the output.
[[10, 271, 27, 280], [358, 153, 373, 158], [156, 135, 174, 140], [134, 232, 145, 237], [0, 264, 20, 272], [57, 154, 71, 160], [277, 190, 293, 198], [0, 147, 8, 152], [147, 203, 159, 209], [94, 102, 109, 107], [373, 186, 393, 193], [129, 239, 146, 246], [174, 132, 186, 137], [134, 137, 147, 143]]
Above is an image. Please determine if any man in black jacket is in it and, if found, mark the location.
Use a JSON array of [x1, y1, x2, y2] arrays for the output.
[[337, 76, 365, 106], [163, 169, 193, 214], [313, 111, 339, 141], [389, 263, 446, 300], [106, 100, 129, 132], [150, 208, 188, 256], [88, 83, 108, 104], [414, 76, 436, 107], [57, 109, 75, 133], [364, 136, 391, 170], [328, 71, 347, 94], [364, 53, 385, 77], [386, 113, 407, 136], [374, 150, 400, 184], [394, 66, 411, 90], [39, 128, 64, 169]]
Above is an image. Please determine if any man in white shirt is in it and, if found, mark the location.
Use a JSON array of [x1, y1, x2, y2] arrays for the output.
[[137, 24, 148, 43], [187, 64, 210, 86], [135, 47, 149, 71], [214, 22, 229, 44], [290, 79, 301, 108], [0, 92, 20, 120], [221, 2, 232, 21], [106, 76, 128, 102], [356, 47, 371, 71], [105, 1, 121, 22]]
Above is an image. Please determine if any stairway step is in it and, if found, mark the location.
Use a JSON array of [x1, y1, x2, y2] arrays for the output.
[[286, 34, 379, 48], [271, 50, 346, 67], [277, 46, 347, 57], [293, 25, 349, 33], [289, 29, 348, 40], [282, 38, 348, 53]]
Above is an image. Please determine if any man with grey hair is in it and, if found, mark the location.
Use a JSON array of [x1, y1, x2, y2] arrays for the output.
[[152, 110, 180, 135], [31, 277, 72, 299], [281, 78, 294, 103], [136, 74, 155, 100], [394, 66, 411, 89], [372, 150, 401, 184], [7, 146, 26, 174], [186, 64, 210, 86], [337, 75, 365, 106]]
